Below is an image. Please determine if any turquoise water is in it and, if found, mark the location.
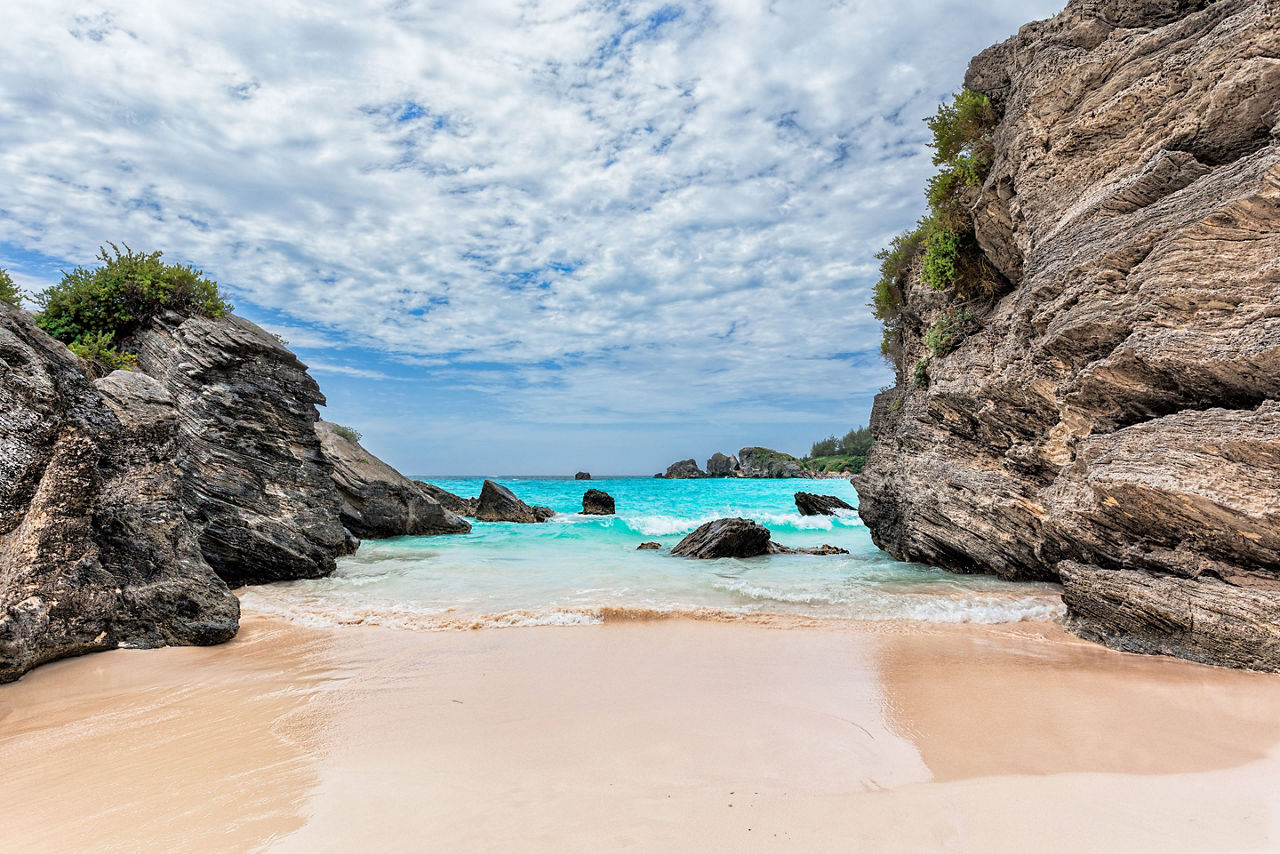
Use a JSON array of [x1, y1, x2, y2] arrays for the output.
[[239, 477, 1065, 629]]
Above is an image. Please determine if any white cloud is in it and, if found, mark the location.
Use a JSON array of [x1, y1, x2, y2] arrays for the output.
[[0, 0, 1064, 469]]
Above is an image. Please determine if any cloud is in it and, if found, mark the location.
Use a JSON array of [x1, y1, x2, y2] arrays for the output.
[[0, 0, 1064, 471]]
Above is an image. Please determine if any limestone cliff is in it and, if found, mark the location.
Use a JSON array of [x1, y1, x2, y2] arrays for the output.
[[857, 0, 1280, 669]]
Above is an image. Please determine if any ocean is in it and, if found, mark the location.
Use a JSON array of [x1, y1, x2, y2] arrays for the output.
[[239, 477, 1064, 629]]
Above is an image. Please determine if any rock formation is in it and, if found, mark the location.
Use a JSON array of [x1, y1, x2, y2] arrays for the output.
[[0, 306, 238, 683], [637, 542, 662, 550], [663, 459, 707, 479], [315, 421, 471, 539], [857, 0, 1280, 669], [706, 453, 741, 476], [737, 447, 809, 478], [474, 480, 554, 523], [581, 488, 615, 515], [575, 471, 591, 480], [672, 518, 774, 558], [414, 482, 478, 517], [794, 492, 855, 517], [127, 311, 354, 586]]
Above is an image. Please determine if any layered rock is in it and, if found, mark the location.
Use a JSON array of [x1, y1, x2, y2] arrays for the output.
[[414, 482, 478, 517], [0, 306, 238, 683], [857, 0, 1280, 668], [737, 447, 808, 478], [794, 492, 855, 517], [126, 312, 354, 586], [671, 518, 849, 559], [581, 488, 615, 516], [315, 421, 471, 539], [663, 459, 707, 479], [706, 453, 741, 477], [474, 480, 553, 523]]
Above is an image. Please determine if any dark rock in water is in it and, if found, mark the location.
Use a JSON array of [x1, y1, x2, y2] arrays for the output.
[[737, 447, 807, 478], [706, 452, 740, 477], [773, 543, 851, 556], [126, 311, 353, 586], [575, 471, 592, 481], [637, 542, 662, 550], [652, 473, 664, 478], [856, 0, 1280, 669], [794, 492, 855, 517], [474, 480, 553, 523], [414, 482, 478, 517], [316, 421, 470, 539], [672, 518, 773, 559], [0, 305, 238, 684], [664, 459, 707, 479], [581, 488, 615, 516]]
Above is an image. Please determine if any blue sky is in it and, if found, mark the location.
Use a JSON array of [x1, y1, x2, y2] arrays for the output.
[[0, 0, 1062, 475]]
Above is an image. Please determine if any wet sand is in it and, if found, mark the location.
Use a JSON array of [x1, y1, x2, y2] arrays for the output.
[[2, 617, 1280, 852]]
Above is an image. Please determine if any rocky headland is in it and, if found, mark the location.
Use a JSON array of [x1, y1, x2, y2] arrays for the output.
[[659, 447, 818, 479], [857, 0, 1280, 670]]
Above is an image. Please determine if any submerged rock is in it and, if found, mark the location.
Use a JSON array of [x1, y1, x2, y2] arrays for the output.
[[315, 421, 470, 539], [575, 471, 592, 480], [126, 311, 353, 586], [773, 543, 851, 556], [581, 488, 615, 516], [856, 0, 1280, 669], [663, 459, 707, 479], [637, 542, 663, 550], [706, 452, 740, 477], [474, 480, 553, 524], [414, 482, 478, 517], [794, 492, 855, 517], [0, 306, 238, 683]]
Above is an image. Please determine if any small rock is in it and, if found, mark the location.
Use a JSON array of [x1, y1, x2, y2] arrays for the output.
[[794, 492, 855, 517], [582, 488, 615, 515], [637, 542, 662, 550], [672, 518, 773, 558], [575, 471, 592, 480]]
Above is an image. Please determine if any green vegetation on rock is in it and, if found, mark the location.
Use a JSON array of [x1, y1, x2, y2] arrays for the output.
[[331, 424, 363, 444], [0, 269, 21, 307], [35, 244, 231, 374], [806, 454, 867, 475]]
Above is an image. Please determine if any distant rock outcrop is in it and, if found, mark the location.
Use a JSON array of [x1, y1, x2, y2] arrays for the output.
[[575, 471, 591, 480], [414, 482, 478, 517], [0, 305, 238, 684], [474, 480, 554, 523], [581, 488, 615, 516], [127, 311, 355, 586], [315, 421, 470, 539], [706, 453, 740, 477], [663, 459, 707, 479], [857, 0, 1280, 670], [737, 447, 808, 478], [794, 492, 855, 517]]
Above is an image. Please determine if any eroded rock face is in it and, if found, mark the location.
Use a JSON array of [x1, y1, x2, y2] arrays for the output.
[[857, 0, 1280, 669], [315, 421, 471, 539], [664, 459, 707, 479], [0, 307, 238, 683], [794, 492, 855, 517], [474, 480, 553, 523], [127, 312, 354, 586], [581, 488, 615, 516], [706, 453, 741, 477]]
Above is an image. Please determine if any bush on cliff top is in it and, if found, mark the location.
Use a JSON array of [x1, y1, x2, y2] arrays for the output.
[[36, 244, 232, 373], [0, 269, 20, 307]]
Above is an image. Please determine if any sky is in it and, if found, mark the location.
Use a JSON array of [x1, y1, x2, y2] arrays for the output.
[[0, 0, 1062, 475]]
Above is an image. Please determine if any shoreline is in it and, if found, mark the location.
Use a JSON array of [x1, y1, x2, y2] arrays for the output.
[[3, 616, 1279, 851]]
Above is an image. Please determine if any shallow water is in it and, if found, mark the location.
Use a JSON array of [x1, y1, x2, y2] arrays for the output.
[[239, 477, 1064, 629]]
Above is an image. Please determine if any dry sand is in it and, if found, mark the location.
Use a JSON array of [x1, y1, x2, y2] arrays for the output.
[[2, 616, 1280, 852]]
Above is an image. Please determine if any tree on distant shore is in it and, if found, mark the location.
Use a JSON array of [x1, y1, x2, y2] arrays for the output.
[[809, 425, 872, 459]]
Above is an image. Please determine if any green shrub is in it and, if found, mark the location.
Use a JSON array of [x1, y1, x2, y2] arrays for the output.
[[0, 268, 20, 307], [331, 424, 363, 444], [35, 244, 231, 373], [69, 330, 138, 372], [912, 357, 930, 388], [924, 306, 978, 357]]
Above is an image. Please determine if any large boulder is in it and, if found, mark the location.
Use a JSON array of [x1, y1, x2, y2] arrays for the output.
[[0, 305, 238, 683], [581, 488, 615, 516], [414, 482, 478, 517], [474, 480, 553, 523], [706, 453, 741, 477], [126, 311, 354, 586], [795, 492, 855, 516], [672, 518, 774, 558], [663, 459, 707, 479], [315, 421, 470, 539], [737, 447, 808, 478], [857, 0, 1280, 669]]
